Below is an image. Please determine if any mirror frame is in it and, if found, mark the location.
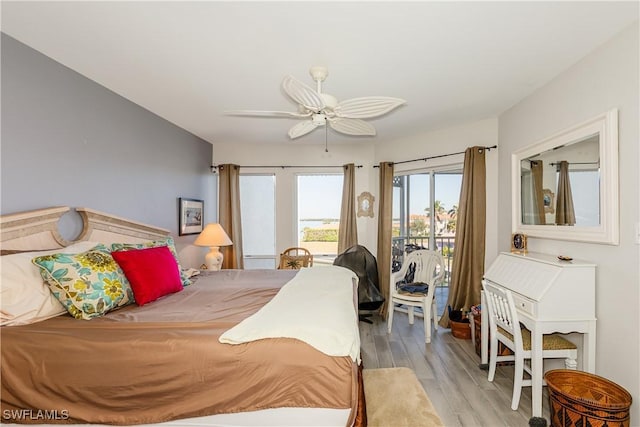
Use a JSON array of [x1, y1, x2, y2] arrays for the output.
[[511, 109, 619, 245], [357, 191, 375, 218]]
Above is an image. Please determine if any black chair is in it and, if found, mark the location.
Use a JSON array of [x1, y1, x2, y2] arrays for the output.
[[333, 245, 384, 323]]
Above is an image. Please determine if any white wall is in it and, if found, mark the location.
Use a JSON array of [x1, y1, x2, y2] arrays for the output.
[[498, 22, 639, 421]]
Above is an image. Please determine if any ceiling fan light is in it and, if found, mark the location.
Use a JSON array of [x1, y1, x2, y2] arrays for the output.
[[235, 67, 403, 140], [312, 114, 327, 125]]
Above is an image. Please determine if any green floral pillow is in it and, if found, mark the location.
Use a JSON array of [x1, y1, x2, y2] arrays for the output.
[[111, 237, 191, 287], [32, 244, 134, 320]]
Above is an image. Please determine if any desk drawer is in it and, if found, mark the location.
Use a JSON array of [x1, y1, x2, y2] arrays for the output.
[[512, 293, 537, 317]]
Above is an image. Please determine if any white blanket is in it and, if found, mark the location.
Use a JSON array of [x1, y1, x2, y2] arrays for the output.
[[219, 266, 361, 362]]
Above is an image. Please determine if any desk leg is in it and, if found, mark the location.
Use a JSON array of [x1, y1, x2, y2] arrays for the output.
[[480, 292, 489, 369], [530, 327, 544, 418], [583, 321, 597, 373]]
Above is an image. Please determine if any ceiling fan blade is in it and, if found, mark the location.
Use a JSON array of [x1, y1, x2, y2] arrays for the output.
[[282, 75, 325, 112], [329, 118, 376, 136], [225, 110, 311, 118], [288, 120, 321, 139], [334, 97, 406, 119]]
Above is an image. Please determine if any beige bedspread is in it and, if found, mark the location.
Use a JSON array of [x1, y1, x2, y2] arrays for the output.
[[0, 270, 358, 425]]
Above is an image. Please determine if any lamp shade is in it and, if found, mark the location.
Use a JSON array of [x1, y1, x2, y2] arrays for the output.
[[194, 223, 233, 247]]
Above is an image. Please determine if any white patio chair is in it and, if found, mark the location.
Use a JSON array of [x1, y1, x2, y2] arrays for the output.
[[387, 249, 444, 343]]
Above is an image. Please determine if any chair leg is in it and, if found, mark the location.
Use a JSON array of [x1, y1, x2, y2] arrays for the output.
[[511, 353, 525, 410], [408, 306, 415, 324], [432, 299, 439, 330], [423, 300, 431, 344], [387, 303, 394, 334], [488, 335, 499, 382]]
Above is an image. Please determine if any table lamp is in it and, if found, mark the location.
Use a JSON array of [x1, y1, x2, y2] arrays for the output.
[[194, 223, 233, 270]]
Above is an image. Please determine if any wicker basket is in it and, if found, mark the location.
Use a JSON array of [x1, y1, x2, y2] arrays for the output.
[[472, 314, 513, 361], [450, 319, 471, 339], [545, 369, 632, 427]]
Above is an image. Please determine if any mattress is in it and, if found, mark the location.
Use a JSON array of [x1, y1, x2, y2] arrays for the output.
[[0, 269, 359, 425]]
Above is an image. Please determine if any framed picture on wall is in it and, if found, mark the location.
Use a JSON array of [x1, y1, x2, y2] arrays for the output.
[[179, 198, 204, 235]]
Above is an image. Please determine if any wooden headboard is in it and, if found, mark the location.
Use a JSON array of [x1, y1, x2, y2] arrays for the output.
[[0, 207, 170, 251]]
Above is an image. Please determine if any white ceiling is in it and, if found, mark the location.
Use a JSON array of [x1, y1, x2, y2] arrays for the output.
[[2, 1, 638, 146]]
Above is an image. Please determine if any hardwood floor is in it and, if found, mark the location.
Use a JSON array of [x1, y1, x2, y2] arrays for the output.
[[360, 313, 549, 427]]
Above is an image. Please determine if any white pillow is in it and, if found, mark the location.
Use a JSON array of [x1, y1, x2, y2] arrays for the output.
[[1, 241, 100, 326]]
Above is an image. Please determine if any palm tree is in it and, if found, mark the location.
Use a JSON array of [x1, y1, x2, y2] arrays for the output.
[[425, 200, 448, 235], [447, 205, 458, 233], [446, 204, 458, 232], [424, 200, 446, 222], [448, 204, 458, 219]]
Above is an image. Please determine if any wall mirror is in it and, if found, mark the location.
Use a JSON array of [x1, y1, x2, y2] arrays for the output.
[[512, 109, 618, 244]]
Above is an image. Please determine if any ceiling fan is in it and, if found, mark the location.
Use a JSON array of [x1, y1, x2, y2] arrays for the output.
[[227, 66, 406, 139]]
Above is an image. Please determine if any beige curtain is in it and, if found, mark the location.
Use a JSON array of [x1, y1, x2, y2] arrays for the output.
[[218, 164, 244, 269], [338, 163, 358, 254], [377, 162, 394, 319], [530, 160, 546, 225], [439, 147, 486, 327], [555, 161, 576, 225]]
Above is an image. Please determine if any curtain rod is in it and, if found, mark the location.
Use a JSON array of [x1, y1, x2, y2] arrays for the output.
[[549, 161, 599, 166], [211, 164, 363, 172], [373, 145, 497, 168]]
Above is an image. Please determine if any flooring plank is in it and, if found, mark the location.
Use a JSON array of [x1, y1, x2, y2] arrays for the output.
[[360, 314, 535, 426]]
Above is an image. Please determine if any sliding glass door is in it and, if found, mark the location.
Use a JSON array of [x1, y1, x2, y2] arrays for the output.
[[393, 168, 462, 304]]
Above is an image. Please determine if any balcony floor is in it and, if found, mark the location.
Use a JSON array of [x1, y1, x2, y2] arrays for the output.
[[435, 286, 449, 318]]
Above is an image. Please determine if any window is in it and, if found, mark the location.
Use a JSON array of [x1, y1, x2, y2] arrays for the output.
[[240, 174, 276, 269], [296, 174, 343, 262], [393, 168, 462, 304], [568, 170, 600, 226], [434, 171, 463, 239], [393, 174, 431, 243]]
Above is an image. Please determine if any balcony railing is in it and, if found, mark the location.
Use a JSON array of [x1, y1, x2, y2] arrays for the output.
[[392, 235, 455, 288]]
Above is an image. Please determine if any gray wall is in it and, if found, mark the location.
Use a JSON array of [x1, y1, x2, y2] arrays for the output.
[[498, 22, 639, 421], [1, 33, 214, 245]]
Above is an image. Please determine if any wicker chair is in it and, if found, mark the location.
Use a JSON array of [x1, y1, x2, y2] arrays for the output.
[[278, 247, 313, 269]]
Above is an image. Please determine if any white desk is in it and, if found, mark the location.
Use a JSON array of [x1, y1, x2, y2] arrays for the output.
[[481, 252, 597, 418]]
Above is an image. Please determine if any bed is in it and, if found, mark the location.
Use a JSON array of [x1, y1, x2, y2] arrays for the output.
[[0, 207, 364, 426]]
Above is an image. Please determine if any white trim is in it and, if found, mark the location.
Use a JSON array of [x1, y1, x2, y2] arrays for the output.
[[512, 109, 619, 245]]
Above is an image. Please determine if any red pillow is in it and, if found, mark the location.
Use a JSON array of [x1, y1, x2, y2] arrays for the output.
[[111, 246, 183, 306]]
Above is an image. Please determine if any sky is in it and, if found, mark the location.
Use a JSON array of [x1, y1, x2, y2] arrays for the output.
[[298, 174, 343, 218], [297, 172, 463, 219], [405, 173, 462, 215]]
